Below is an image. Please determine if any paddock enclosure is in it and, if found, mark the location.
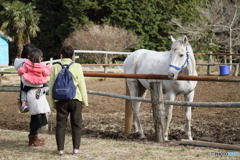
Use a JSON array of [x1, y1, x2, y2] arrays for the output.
[[1, 74, 240, 146]]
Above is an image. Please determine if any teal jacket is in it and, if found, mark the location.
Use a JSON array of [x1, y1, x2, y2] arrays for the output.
[[49, 58, 88, 107]]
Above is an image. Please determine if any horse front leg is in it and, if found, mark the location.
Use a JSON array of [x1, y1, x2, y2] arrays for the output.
[[184, 91, 194, 140], [164, 93, 175, 141]]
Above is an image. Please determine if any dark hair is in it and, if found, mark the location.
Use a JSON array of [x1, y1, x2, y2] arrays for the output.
[[21, 44, 36, 58], [29, 48, 43, 63], [59, 45, 74, 58]]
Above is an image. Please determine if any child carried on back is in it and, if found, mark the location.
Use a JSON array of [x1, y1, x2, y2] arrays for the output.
[[17, 48, 51, 112]]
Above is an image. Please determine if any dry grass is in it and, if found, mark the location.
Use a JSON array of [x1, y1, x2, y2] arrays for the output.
[[0, 129, 238, 160]]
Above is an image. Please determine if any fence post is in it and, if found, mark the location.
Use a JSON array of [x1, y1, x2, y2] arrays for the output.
[[207, 52, 212, 75], [234, 65, 239, 76], [103, 66, 107, 80], [50, 58, 53, 65], [150, 82, 165, 142]]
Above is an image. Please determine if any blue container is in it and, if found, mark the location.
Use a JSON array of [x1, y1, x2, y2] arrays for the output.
[[0, 37, 9, 65], [219, 65, 230, 76]]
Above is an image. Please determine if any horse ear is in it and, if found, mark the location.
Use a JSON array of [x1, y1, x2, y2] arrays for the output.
[[183, 35, 188, 44], [170, 35, 175, 42]]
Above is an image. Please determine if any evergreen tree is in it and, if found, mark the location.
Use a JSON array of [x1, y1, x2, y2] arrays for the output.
[[0, 1, 40, 57], [86, 0, 205, 51], [12, 0, 206, 59], [31, 0, 96, 59]]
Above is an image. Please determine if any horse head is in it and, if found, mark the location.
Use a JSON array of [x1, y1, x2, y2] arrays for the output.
[[168, 35, 190, 80]]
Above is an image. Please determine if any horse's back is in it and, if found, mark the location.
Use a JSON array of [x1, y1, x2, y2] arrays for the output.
[[123, 49, 169, 74], [123, 48, 197, 93]]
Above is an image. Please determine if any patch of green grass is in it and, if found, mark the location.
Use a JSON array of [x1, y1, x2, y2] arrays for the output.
[[180, 148, 187, 152], [0, 66, 15, 71], [115, 61, 123, 64]]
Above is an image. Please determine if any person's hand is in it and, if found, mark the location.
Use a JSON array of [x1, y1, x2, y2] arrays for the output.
[[82, 105, 86, 108], [53, 106, 56, 110]]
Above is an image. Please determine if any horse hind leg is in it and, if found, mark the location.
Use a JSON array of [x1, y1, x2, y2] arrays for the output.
[[126, 79, 147, 139], [125, 80, 133, 133], [133, 81, 147, 139], [125, 79, 139, 134]]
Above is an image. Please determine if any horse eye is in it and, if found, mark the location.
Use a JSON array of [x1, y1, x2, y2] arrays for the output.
[[180, 54, 183, 57]]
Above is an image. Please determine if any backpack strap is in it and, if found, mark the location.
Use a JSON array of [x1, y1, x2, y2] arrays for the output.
[[55, 62, 75, 69], [67, 62, 75, 69], [55, 62, 63, 68]]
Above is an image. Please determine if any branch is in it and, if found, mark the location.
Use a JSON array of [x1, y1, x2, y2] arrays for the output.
[[169, 19, 204, 36], [232, 28, 240, 30], [230, 2, 238, 27], [213, 24, 230, 29]]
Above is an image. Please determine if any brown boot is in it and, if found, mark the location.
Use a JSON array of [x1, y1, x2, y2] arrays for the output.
[[28, 134, 45, 142], [28, 135, 45, 147], [37, 136, 45, 142]]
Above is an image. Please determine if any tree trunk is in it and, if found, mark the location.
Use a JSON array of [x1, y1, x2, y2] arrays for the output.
[[17, 43, 23, 58]]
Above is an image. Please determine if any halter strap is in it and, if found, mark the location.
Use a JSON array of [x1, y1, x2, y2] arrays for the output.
[[169, 46, 189, 73]]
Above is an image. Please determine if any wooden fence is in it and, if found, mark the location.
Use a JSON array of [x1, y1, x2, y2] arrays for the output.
[[1, 72, 240, 142], [196, 53, 240, 75], [1, 52, 239, 141]]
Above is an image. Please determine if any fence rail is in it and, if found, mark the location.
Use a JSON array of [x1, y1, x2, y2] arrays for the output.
[[88, 90, 240, 108], [2, 84, 240, 108], [205, 53, 240, 56], [1, 72, 240, 106], [83, 72, 240, 82], [0, 56, 79, 71], [1, 72, 240, 82], [74, 50, 130, 55]]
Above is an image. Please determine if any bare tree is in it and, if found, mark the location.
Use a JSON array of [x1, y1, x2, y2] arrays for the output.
[[199, 0, 240, 65], [170, 0, 240, 66], [64, 24, 140, 64], [169, 16, 213, 53]]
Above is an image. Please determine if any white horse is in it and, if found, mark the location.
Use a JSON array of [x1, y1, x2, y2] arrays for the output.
[[123, 35, 197, 141]]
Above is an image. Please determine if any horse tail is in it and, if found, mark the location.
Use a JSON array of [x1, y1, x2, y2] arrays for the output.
[[125, 80, 133, 133]]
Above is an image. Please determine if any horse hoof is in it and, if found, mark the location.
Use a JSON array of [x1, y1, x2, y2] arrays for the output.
[[164, 137, 169, 142], [130, 132, 140, 139], [140, 138, 147, 143], [140, 136, 146, 140], [139, 135, 146, 140]]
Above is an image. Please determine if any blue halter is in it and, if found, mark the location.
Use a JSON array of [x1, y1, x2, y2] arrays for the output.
[[169, 47, 189, 73]]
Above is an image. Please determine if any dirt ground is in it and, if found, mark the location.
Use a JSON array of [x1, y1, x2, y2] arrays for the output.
[[1, 75, 240, 146]]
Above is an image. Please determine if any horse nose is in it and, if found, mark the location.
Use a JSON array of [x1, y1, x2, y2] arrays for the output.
[[168, 73, 175, 79]]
